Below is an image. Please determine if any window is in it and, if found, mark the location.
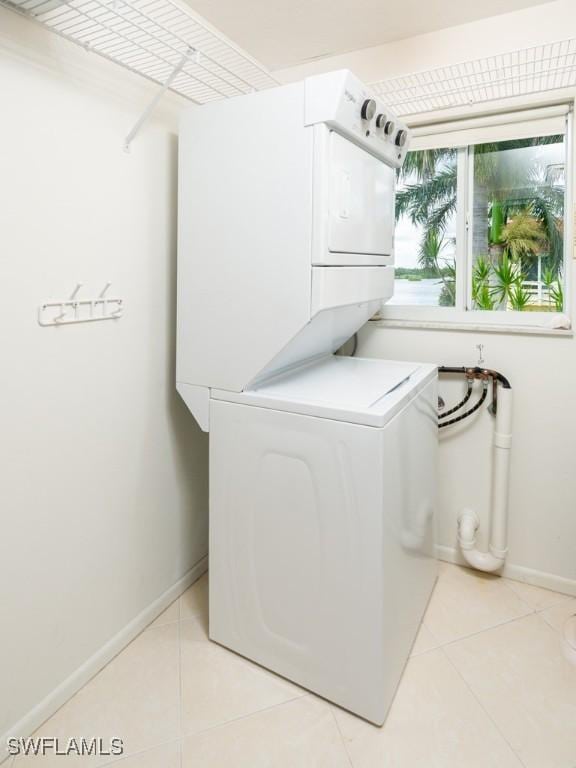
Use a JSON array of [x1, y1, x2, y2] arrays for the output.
[[391, 148, 458, 308], [384, 106, 572, 329]]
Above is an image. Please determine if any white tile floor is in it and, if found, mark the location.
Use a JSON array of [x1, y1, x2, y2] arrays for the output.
[[13, 564, 576, 768]]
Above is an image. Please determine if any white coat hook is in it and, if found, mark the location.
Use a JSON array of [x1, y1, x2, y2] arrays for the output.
[[38, 284, 124, 326], [100, 281, 111, 317], [124, 46, 195, 151], [111, 300, 123, 317]]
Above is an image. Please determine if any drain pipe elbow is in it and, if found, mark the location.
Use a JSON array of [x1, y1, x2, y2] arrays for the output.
[[458, 509, 506, 573], [458, 508, 479, 550]]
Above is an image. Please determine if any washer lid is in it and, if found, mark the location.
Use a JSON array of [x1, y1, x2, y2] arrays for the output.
[[211, 356, 437, 427]]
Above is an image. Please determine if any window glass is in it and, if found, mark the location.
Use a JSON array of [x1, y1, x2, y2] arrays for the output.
[[470, 136, 565, 312], [391, 148, 457, 307]]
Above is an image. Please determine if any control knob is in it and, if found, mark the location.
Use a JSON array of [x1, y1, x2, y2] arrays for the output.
[[384, 120, 395, 135], [395, 129, 408, 147], [361, 98, 377, 121], [375, 113, 386, 128]]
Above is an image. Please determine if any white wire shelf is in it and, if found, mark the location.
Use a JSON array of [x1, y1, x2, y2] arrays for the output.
[[370, 39, 576, 117], [1, 0, 279, 103]]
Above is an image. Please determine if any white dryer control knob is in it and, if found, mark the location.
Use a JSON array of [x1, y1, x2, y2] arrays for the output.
[[395, 129, 408, 147], [361, 99, 377, 120], [384, 120, 395, 135], [375, 113, 386, 128]]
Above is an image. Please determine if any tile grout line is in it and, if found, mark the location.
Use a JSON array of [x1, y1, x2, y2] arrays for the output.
[[180, 692, 309, 743], [178, 583, 311, 745], [328, 706, 355, 768], [97, 602, 187, 767], [536, 600, 576, 632], [422, 603, 537, 653], [439, 639, 529, 767], [419, 568, 572, 656], [178, 593, 183, 768], [144, 618, 180, 632], [500, 580, 540, 614], [504, 578, 575, 613], [428, 596, 572, 656], [177, 598, 184, 765]]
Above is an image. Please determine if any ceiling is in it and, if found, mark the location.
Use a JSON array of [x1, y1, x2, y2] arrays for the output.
[[186, 0, 556, 71]]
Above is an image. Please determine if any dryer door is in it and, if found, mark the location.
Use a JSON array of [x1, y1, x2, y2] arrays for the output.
[[327, 131, 394, 261]]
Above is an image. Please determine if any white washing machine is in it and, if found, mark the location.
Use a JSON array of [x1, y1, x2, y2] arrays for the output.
[[209, 356, 437, 725], [176, 70, 438, 724]]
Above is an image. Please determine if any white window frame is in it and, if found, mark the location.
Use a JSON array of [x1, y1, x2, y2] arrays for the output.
[[379, 106, 574, 332]]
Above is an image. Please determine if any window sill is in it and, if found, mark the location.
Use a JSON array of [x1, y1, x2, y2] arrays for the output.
[[370, 317, 573, 337]]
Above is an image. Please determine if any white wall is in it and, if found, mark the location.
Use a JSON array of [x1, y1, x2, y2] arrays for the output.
[[0, 9, 208, 742], [280, 0, 576, 593], [275, 0, 576, 84]]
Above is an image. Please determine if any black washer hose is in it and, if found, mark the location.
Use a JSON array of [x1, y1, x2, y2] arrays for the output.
[[438, 379, 473, 420], [438, 384, 488, 429]]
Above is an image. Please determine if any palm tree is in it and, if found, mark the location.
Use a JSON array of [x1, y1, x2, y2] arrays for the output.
[[396, 136, 565, 311], [396, 149, 457, 235], [472, 136, 564, 269], [500, 210, 547, 261], [417, 227, 445, 273], [491, 254, 522, 308], [416, 227, 456, 306]]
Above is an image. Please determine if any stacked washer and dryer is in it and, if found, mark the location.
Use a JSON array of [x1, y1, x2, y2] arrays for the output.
[[176, 70, 438, 725]]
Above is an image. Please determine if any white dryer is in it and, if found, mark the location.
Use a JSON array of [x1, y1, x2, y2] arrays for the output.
[[176, 69, 438, 725], [209, 356, 437, 725]]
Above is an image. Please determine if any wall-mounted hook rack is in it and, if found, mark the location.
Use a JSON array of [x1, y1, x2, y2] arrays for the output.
[[38, 283, 124, 326]]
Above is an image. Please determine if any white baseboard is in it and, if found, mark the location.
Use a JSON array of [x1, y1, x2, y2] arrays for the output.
[[1, 556, 208, 765], [436, 545, 576, 597]]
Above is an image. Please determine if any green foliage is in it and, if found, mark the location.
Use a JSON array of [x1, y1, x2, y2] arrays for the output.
[[438, 260, 456, 307], [472, 256, 493, 309], [396, 267, 454, 279], [475, 282, 495, 310], [500, 211, 547, 260], [490, 199, 505, 244], [491, 254, 521, 306], [551, 280, 564, 312], [418, 228, 445, 271], [396, 165, 458, 231], [541, 265, 557, 289], [509, 284, 531, 311], [400, 148, 458, 181]]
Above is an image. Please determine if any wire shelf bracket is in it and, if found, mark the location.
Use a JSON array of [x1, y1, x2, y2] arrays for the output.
[[124, 45, 192, 150]]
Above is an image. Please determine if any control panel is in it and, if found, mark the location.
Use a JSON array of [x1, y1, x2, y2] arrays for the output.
[[304, 69, 410, 167]]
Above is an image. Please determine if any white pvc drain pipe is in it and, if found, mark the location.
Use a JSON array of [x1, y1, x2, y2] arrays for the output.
[[563, 615, 576, 665], [457, 386, 513, 573]]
